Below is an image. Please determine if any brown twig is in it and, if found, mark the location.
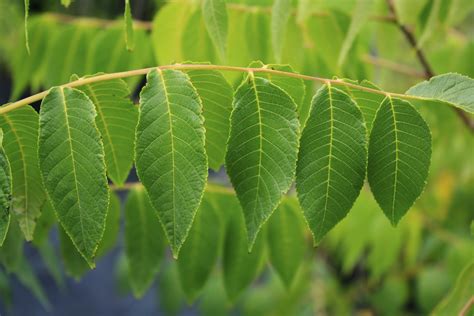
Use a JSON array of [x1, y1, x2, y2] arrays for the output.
[[386, 0, 474, 132]]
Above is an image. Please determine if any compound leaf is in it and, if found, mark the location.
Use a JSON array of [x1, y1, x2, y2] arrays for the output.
[[177, 191, 222, 301], [296, 85, 367, 243], [225, 75, 299, 250], [74, 75, 138, 186], [135, 69, 207, 258], [39, 87, 109, 267], [0, 106, 45, 241], [202, 0, 228, 61], [125, 186, 166, 298], [368, 97, 431, 225], [406, 73, 474, 114]]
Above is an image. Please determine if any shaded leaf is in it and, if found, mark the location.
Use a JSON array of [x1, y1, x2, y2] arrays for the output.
[[340, 79, 385, 132], [177, 191, 222, 301], [226, 75, 299, 249], [406, 73, 474, 114], [96, 192, 121, 257], [158, 262, 186, 316], [185, 67, 233, 170], [0, 106, 45, 240], [0, 129, 11, 246], [368, 97, 431, 225], [222, 194, 266, 301], [0, 219, 23, 272], [13, 257, 50, 309], [39, 87, 109, 266], [202, 0, 228, 61], [135, 69, 207, 258], [125, 186, 166, 298], [267, 197, 306, 288], [182, 10, 217, 63], [432, 261, 474, 316], [296, 85, 367, 243], [23, 0, 29, 54], [59, 220, 89, 280], [74, 75, 138, 186]]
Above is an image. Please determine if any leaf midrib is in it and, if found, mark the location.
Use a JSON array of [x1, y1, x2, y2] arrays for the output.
[[157, 69, 177, 250], [59, 87, 88, 256], [388, 97, 399, 223], [320, 85, 334, 238]]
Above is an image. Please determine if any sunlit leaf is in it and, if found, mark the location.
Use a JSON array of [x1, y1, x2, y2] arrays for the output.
[[226, 74, 299, 249], [124, 0, 134, 51], [296, 85, 367, 243], [271, 0, 291, 62], [135, 69, 207, 258], [368, 97, 431, 225], [406, 73, 474, 114], [202, 0, 228, 61]]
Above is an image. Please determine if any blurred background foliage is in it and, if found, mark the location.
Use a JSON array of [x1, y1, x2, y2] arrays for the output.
[[0, 0, 473, 315]]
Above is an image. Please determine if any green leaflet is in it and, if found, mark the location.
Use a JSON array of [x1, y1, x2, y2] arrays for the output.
[[61, 0, 72, 7], [296, 85, 367, 243], [0, 129, 11, 246], [45, 24, 94, 86], [222, 193, 266, 301], [124, 0, 134, 51], [59, 226, 89, 280], [432, 261, 474, 316], [406, 73, 474, 114], [135, 69, 207, 258], [158, 262, 186, 316], [271, 0, 291, 63], [96, 192, 121, 258], [337, 0, 374, 67], [177, 191, 222, 301], [341, 79, 385, 132], [182, 10, 217, 64], [0, 219, 23, 272], [245, 12, 270, 62], [86, 27, 152, 90], [0, 106, 45, 241], [39, 87, 109, 266], [151, 3, 191, 64], [125, 186, 166, 298], [74, 75, 138, 186], [31, 199, 55, 246], [368, 97, 431, 225], [248, 61, 306, 124], [267, 197, 306, 288], [10, 17, 53, 100], [185, 67, 233, 171], [202, 0, 228, 61], [23, 0, 29, 54], [35, 241, 64, 289], [13, 257, 50, 309], [226, 75, 299, 250]]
